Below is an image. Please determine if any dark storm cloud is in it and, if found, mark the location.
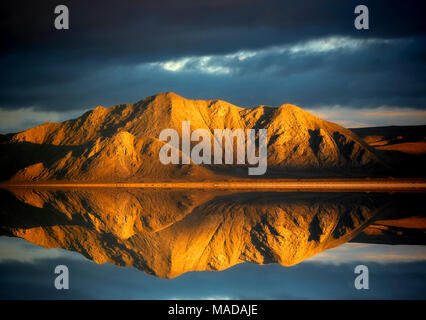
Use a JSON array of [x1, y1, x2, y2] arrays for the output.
[[2, 36, 424, 112], [0, 0, 425, 117], [2, 0, 425, 57]]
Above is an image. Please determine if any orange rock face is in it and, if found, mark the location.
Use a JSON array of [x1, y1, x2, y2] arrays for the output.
[[0, 92, 383, 182], [0, 188, 394, 278]]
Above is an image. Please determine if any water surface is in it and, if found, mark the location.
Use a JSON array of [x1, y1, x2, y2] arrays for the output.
[[0, 188, 425, 299]]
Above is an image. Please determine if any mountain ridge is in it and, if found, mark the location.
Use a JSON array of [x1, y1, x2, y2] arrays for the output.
[[0, 92, 385, 181]]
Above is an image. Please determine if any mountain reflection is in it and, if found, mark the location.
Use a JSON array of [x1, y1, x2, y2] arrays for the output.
[[0, 188, 412, 278]]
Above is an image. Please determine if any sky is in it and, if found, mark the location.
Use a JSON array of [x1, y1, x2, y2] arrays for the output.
[[1, 0, 426, 133], [1, 237, 426, 299]]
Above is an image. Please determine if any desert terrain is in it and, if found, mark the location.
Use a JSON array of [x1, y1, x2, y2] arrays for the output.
[[0, 92, 425, 186]]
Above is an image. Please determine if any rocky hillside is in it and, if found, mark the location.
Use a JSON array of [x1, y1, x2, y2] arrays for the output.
[[0, 92, 384, 181]]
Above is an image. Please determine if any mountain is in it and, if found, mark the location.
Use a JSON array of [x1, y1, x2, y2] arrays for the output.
[[351, 125, 426, 153], [0, 92, 384, 182], [351, 125, 426, 177], [0, 188, 391, 278]]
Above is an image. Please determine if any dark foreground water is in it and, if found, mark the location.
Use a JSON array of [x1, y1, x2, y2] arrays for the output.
[[0, 188, 425, 299]]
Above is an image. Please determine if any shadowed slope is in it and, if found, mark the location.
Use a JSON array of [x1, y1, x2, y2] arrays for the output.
[[1, 92, 384, 181]]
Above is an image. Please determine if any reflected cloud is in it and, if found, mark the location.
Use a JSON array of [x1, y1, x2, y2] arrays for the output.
[[0, 236, 84, 263], [1, 235, 425, 299], [308, 243, 426, 265]]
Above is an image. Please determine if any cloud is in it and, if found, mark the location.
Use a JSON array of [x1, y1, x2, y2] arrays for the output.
[[2, 33, 425, 113], [0, 1, 425, 133], [306, 105, 426, 128], [151, 56, 232, 75], [0, 107, 88, 133], [149, 36, 390, 74]]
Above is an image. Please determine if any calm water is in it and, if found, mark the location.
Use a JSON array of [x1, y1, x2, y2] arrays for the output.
[[0, 188, 425, 299]]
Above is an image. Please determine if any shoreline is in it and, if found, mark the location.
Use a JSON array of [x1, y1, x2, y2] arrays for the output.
[[1, 178, 426, 192]]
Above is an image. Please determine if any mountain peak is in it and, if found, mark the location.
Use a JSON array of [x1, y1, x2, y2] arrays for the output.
[[1, 93, 384, 181], [276, 103, 318, 120], [144, 91, 185, 104], [278, 103, 305, 112]]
